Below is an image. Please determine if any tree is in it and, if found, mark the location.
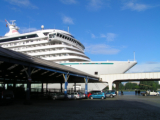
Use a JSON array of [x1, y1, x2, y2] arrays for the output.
[[139, 81, 159, 90], [119, 83, 124, 90], [125, 83, 137, 90], [135, 85, 139, 89]]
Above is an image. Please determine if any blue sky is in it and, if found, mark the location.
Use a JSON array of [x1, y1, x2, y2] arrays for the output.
[[0, 0, 160, 73]]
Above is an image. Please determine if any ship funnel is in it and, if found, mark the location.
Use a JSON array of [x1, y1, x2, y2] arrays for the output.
[[5, 20, 20, 36]]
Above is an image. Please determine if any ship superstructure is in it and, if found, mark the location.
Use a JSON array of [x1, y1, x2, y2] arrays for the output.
[[0, 20, 137, 78]]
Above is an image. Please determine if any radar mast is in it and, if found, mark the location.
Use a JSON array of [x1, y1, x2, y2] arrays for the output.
[[5, 19, 20, 36]]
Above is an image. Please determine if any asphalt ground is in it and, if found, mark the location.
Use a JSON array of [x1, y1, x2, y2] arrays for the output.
[[1, 95, 160, 120]]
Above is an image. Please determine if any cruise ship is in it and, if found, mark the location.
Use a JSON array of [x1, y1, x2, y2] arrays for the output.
[[0, 20, 137, 90]]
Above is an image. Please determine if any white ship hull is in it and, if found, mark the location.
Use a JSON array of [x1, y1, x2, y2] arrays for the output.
[[60, 61, 137, 77]]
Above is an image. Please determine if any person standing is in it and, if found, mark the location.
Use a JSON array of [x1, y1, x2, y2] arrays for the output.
[[121, 90, 123, 95], [138, 90, 140, 95], [135, 90, 137, 95]]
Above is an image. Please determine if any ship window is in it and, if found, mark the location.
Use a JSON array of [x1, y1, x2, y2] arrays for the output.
[[43, 32, 49, 36], [0, 34, 38, 42], [49, 34, 52, 38], [95, 72, 98, 75]]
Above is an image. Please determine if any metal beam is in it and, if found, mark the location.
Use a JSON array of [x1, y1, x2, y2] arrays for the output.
[[56, 74, 63, 77], [7, 64, 18, 70], [21, 67, 28, 72], [41, 71, 49, 75], [49, 72, 56, 76], [31, 69, 41, 74]]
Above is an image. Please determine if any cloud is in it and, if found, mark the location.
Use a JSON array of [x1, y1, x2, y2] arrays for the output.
[[86, 0, 103, 11], [121, 45, 127, 49], [62, 16, 74, 24], [60, 0, 77, 4], [5, 0, 38, 9], [91, 33, 96, 38], [85, 44, 120, 55], [101, 33, 116, 41], [86, 30, 97, 38], [20, 27, 37, 33], [127, 62, 160, 73], [122, 2, 151, 11], [11, 7, 21, 12]]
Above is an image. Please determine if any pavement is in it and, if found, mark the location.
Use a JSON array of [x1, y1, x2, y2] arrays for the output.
[[1, 95, 160, 120]]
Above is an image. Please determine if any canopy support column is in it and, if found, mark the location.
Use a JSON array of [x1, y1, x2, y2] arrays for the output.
[[46, 83, 48, 93], [84, 77, 89, 96], [41, 80, 43, 93], [60, 82, 63, 93], [74, 83, 76, 92], [115, 82, 120, 95], [24, 66, 32, 105], [63, 74, 70, 98], [108, 81, 113, 91]]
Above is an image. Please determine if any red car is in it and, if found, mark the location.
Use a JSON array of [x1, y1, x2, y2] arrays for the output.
[[87, 92, 92, 98]]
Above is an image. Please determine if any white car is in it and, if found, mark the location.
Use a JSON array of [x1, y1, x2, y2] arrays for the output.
[[71, 92, 82, 99], [142, 90, 159, 96]]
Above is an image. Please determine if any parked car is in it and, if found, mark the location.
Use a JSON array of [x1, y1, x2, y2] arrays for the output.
[[50, 92, 60, 100], [50, 93, 65, 100], [87, 92, 92, 98], [90, 90, 102, 93], [141, 90, 159, 96], [80, 92, 86, 98], [105, 90, 116, 98], [89, 92, 106, 99], [67, 93, 74, 99], [87, 90, 102, 98], [0, 89, 14, 104], [71, 92, 82, 99]]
